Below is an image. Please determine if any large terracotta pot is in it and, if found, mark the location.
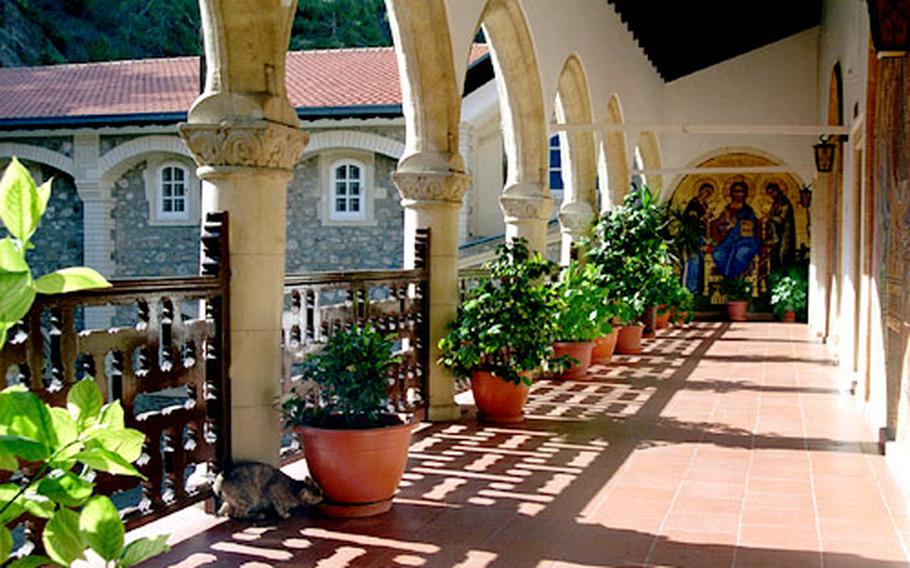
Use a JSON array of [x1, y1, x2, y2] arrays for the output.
[[783, 310, 796, 323], [655, 305, 671, 330], [727, 301, 748, 322], [592, 327, 620, 364], [297, 421, 416, 517], [641, 306, 657, 338], [471, 370, 530, 424], [552, 341, 595, 380], [616, 324, 644, 354]]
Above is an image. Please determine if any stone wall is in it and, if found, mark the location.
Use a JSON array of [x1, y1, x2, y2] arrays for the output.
[[112, 164, 200, 277], [0, 159, 83, 277], [286, 154, 403, 272]]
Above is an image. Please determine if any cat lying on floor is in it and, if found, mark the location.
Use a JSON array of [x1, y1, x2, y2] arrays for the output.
[[213, 462, 323, 520]]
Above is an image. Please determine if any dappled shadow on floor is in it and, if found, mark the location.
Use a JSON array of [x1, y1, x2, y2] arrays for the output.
[[143, 323, 910, 567]]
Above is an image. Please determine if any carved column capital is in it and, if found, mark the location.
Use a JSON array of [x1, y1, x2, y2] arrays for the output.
[[558, 200, 596, 235], [178, 120, 308, 173], [392, 170, 471, 206], [500, 191, 552, 222]]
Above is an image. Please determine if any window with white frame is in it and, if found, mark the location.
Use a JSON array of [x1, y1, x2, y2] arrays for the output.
[[548, 135, 564, 191], [330, 160, 366, 220], [157, 164, 189, 220]]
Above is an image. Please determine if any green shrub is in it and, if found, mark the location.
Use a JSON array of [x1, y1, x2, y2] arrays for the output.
[[719, 277, 753, 302], [281, 325, 401, 429], [771, 273, 808, 317], [0, 380, 169, 566], [552, 261, 605, 342], [439, 239, 560, 386]]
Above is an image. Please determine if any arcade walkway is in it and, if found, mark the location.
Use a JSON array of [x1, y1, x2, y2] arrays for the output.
[[143, 323, 910, 567]]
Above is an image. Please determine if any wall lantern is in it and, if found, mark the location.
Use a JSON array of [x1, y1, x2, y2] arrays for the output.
[[799, 184, 813, 209], [814, 136, 837, 173], [868, 0, 910, 57]]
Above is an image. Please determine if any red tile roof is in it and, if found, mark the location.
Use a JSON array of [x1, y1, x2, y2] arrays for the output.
[[0, 45, 489, 122]]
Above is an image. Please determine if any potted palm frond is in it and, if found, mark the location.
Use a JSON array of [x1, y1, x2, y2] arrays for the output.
[[439, 239, 560, 423], [281, 325, 413, 517]]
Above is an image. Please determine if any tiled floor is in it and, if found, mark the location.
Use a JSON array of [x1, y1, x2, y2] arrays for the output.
[[143, 322, 910, 567]]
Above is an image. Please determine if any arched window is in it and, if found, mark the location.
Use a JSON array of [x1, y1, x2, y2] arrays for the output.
[[157, 163, 189, 220], [549, 135, 564, 191], [632, 146, 647, 189], [330, 159, 366, 220]]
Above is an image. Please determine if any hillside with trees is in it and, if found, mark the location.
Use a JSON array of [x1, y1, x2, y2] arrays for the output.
[[0, 0, 391, 68]]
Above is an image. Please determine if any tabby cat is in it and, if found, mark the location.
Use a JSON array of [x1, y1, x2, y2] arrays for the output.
[[213, 462, 323, 520]]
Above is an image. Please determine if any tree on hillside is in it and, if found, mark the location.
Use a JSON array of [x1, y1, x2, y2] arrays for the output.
[[291, 0, 391, 50]]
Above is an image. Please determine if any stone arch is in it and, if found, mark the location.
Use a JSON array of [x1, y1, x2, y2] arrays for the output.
[[636, 131, 663, 191], [599, 94, 630, 209], [300, 130, 405, 160], [0, 143, 75, 177], [98, 135, 194, 184], [479, 0, 547, 194], [665, 145, 807, 198], [386, 0, 464, 174], [555, 54, 597, 205]]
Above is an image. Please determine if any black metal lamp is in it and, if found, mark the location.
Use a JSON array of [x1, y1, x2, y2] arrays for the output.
[[814, 136, 837, 173], [799, 184, 812, 209], [868, 0, 910, 57]]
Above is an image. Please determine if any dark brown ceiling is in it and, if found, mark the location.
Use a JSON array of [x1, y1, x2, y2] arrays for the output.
[[608, 0, 823, 81]]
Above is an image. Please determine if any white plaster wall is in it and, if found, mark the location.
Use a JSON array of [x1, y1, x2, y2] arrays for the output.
[[444, 0, 665, 145], [662, 27, 821, 195], [472, 123, 506, 237]]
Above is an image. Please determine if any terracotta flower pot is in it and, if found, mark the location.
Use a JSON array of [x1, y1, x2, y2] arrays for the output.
[[616, 324, 644, 355], [471, 370, 530, 424], [641, 306, 657, 338], [552, 341, 595, 380], [727, 300, 748, 322], [655, 305, 671, 330], [592, 327, 620, 364], [297, 421, 416, 517], [783, 310, 796, 323]]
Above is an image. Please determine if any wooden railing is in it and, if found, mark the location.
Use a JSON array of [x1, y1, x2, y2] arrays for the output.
[[0, 212, 230, 530], [281, 229, 430, 455]]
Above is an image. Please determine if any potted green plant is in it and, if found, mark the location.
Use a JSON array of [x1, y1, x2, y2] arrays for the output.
[[719, 276, 753, 322], [281, 325, 413, 518], [770, 271, 808, 323], [588, 186, 669, 354], [672, 285, 696, 326], [650, 264, 678, 331], [550, 261, 603, 379], [591, 298, 620, 365], [439, 239, 559, 423]]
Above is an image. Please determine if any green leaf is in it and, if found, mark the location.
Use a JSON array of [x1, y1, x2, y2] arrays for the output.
[[36, 178, 52, 217], [43, 508, 86, 566], [0, 389, 55, 448], [0, 483, 24, 524], [0, 239, 27, 273], [8, 555, 55, 568], [118, 535, 170, 567], [0, 453, 16, 472], [0, 524, 11, 564], [76, 446, 144, 478], [80, 496, 124, 561], [97, 401, 125, 431], [0, 270, 35, 329], [19, 493, 54, 519], [0, 157, 43, 243], [87, 429, 144, 463], [0, 436, 47, 462], [34, 267, 111, 295], [0, 324, 7, 350], [37, 472, 94, 507], [67, 379, 104, 429], [48, 406, 78, 452]]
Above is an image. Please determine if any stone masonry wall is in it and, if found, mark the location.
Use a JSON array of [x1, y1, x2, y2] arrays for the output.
[[112, 164, 200, 277]]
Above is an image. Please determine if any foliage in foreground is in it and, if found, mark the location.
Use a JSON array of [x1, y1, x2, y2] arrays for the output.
[[0, 379, 169, 567], [0, 157, 111, 349]]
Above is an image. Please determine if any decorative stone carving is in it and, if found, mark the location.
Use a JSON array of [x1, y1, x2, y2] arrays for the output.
[[392, 170, 471, 205], [558, 200, 596, 234], [500, 193, 552, 221], [178, 121, 309, 171]]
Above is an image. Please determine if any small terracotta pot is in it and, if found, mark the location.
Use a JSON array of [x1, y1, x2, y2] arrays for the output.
[[641, 306, 657, 338], [471, 370, 530, 424], [783, 310, 796, 323], [592, 327, 620, 364], [655, 305, 671, 330], [616, 324, 644, 354], [675, 310, 690, 325], [552, 341, 595, 380], [297, 421, 415, 517], [727, 301, 748, 322]]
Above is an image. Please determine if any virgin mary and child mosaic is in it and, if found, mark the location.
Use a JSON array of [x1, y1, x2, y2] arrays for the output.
[[674, 171, 804, 302]]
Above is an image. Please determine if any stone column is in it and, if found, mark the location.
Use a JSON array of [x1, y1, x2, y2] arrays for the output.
[[500, 184, 551, 254], [180, 122, 307, 465], [393, 167, 470, 421], [558, 200, 595, 264]]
